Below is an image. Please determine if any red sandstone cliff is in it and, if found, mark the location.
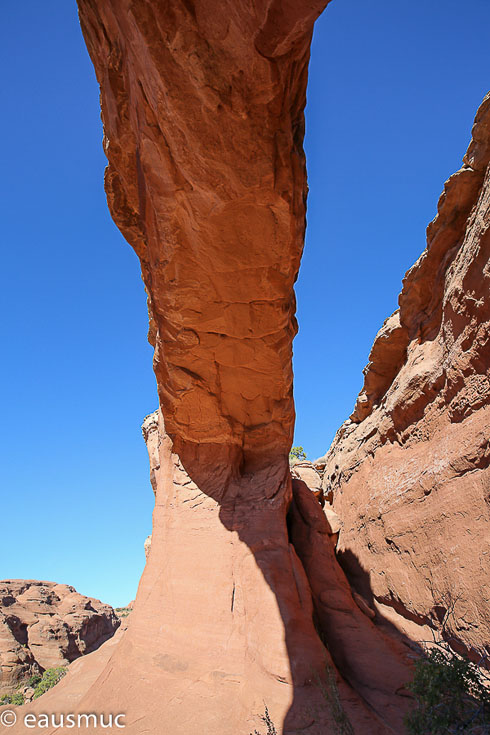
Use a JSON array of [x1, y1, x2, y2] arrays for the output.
[[2, 409, 412, 734], [0, 2, 416, 732], [78, 0, 329, 469], [9, 4, 487, 734], [0, 581, 119, 694], [321, 92, 490, 661]]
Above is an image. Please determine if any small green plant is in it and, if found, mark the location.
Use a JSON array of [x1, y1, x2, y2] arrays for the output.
[[26, 674, 42, 688], [115, 607, 131, 618], [317, 665, 355, 735], [33, 667, 67, 699], [405, 643, 490, 734], [0, 693, 24, 706], [289, 446, 307, 462]]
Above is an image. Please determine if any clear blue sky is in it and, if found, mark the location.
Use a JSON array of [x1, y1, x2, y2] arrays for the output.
[[1, 0, 488, 608]]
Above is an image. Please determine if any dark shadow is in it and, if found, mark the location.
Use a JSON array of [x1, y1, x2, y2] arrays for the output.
[[336, 548, 433, 632], [173, 440, 417, 733], [5, 617, 28, 647], [287, 479, 416, 733], [336, 530, 488, 670], [174, 443, 336, 733]]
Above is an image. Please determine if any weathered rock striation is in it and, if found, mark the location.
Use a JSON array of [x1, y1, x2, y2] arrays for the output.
[[322, 92, 490, 660], [128, 410, 412, 733], [0, 580, 119, 693], [78, 0, 331, 471], [7, 3, 415, 731], [3, 413, 414, 734]]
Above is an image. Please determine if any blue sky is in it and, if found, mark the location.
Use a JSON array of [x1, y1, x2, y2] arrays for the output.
[[1, 0, 488, 608]]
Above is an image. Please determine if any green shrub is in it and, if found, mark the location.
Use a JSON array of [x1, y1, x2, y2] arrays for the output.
[[405, 644, 490, 734], [33, 667, 67, 699], [115, 607, 131, 618], [289, 446, 307, 462], [316, 665, 354, 735], [26, 674, 42, 688], [0, 693, 24, 706]]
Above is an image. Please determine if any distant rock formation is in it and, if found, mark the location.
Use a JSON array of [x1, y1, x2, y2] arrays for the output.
[[0, 580, 119, 693], [1, 618, 127, 720], [323, 92, 490, 660]]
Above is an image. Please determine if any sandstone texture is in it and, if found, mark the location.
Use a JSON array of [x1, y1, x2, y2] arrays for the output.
[[0, 580, 119, 693], [0, 618, 128, 723], [289, 479, 412, 729], [18, 0, 424, 731], [4, 414, 415, 734], [323, 92, 490, 660], [78, 0, 332, 471], [291, 460, 323, 500]]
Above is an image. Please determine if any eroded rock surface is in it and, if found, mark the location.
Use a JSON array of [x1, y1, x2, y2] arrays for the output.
[[5, 413, 407, 734], [291, 460, 323, 500], [22, 1, 419, 731], [289, 480, 412, 732], [78, 0, 331, 471], [0, 619, 128, 724], [323, 92, 490, 659], [0, 580, 119, 693]]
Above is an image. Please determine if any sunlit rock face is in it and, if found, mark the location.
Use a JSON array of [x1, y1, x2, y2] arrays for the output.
[[42, 1, 417, 732], [323, 93, 490, 660], [77, 0, 333, 474], [0, 581, 119, 693], [2, 413, 412, 735]]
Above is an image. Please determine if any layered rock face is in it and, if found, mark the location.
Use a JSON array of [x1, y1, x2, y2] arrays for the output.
[[78, 0, 330, 472], [0, 580, 119, 693], [18, 3, 415, 731], [129, 411, 411, 733], [3, 417, 414, 734], [322, 93, 490, 659]]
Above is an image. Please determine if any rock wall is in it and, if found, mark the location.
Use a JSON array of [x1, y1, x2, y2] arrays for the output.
[[0, 580, 119, 693], [77, 0, 331, 472], [322, 93, 490, 660], [3, 413, 413, 734], [71, 1, 409, 733], [10, 0, 436, 731], [122, 411, 405, 734]]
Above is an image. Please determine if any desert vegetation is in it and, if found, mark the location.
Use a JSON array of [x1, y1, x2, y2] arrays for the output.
[[289, 446, 307, 462], [32, 667, 67, 699], [0, 693, 24, 706], [406, 643, 490, 734]]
